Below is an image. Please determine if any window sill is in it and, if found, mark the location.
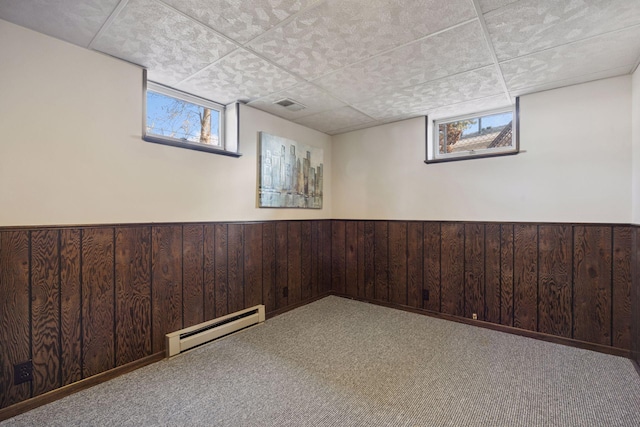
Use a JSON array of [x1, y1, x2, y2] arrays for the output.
[[143, 135, 242, 158], [424, 149, 519, 164]]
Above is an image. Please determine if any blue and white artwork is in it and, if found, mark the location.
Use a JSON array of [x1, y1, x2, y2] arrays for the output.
[[258, 132, 323, 209]]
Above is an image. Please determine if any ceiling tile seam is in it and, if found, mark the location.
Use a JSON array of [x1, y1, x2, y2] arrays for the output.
[[87, 0, 130, 49], [425, 92, 514, 114], [306, 17, 481, 85], [471, 0, 511, 103], [632, 54, 640, 74], [171, 48, 241, 87], [507, 64, 638, 96], [324, 64, 501, 108], [290, 104, 378, 129], [494, 22, 640, 66], [155, 0, 243, 49], [481, 0, 524, 19], [241, 0, 329, 47]]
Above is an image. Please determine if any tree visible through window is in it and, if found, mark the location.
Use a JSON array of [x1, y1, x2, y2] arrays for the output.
[[146, 90, 220, 146]]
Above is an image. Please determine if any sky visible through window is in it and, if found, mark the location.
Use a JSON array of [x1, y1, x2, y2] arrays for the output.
[[461, 111, 512, 137], [146, 91, 219, 143]]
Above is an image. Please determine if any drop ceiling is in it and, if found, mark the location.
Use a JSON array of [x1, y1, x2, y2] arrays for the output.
[[2, 0, 640, 135]]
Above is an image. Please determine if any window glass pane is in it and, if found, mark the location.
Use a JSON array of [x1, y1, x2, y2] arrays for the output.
[[146, 90, 220, 145], [440, 112, 513, 154]]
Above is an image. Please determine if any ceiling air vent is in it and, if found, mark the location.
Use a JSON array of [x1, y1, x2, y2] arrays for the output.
[[274, 98, 306, 112]]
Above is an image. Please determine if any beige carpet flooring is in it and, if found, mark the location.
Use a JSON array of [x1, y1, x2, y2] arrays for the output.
[[2, 296, 640, 426]]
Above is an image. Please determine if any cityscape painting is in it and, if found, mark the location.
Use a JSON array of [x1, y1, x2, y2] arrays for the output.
[[258, 132, 323, 209]]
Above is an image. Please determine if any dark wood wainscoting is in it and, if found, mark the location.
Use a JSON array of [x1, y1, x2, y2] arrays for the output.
[[633, 226, 640, 371], [0, 220, 332, 411], [1, 219, 638, 417], [330, 221, 634, 355]]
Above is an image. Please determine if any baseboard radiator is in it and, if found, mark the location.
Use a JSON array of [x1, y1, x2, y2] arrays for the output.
[[166, 305, 265, 358]]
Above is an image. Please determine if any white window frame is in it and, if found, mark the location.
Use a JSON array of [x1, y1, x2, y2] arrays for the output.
[[425, 98, 519, 163], [143, 73, 241, 157]]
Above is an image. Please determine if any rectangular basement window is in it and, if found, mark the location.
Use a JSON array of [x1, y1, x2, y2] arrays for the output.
[[425, 98, 519, 163], [143, 75, 240, 157]]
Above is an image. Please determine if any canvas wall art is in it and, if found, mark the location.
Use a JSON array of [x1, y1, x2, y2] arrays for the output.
[[258, 132, 323, 209]]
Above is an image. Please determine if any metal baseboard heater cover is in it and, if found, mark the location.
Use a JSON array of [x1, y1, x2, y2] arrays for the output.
[[166, 305, 265, 358]]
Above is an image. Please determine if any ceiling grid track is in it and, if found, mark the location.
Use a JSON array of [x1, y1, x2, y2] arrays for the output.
[[87, 0, 130, 49], [471, 0, 511, 103]]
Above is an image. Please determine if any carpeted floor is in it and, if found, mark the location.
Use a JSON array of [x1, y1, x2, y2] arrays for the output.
[[3, 296, 640, 426]]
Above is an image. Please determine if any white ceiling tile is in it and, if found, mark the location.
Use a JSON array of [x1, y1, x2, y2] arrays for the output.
[[500, 26, 640, 92], [486, 0, 640, 61], [352, 66, 505, 119], [92, 0, 237, 85], [248, 82, 346, 121], [248, 0, 477, 80], [294, 107, 375, 133], [508, 65, 634, 98], [0, 0, 120, 47], [477, 0, 519, 14], [160, 0, 316, 44], [177, 49, 300, 105], [426, 94, 512, 120], [314, 21, 493, 104]]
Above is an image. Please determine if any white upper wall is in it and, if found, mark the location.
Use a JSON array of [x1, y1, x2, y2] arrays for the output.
[[332, 76, 633, 223], [0, 20, 332, 226], [633, 66, 640, 225]]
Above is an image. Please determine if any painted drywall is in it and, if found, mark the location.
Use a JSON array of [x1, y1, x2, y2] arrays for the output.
[[633, 67, 640, 225], [0, 20, 332, 226], [332, 76, 632, 223]]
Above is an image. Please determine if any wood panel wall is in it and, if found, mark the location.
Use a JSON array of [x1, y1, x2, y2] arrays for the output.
[[633, 227, 640, 369], [0, 220, 332, 410], [0, 219, 637, 412], [331, 221, 634, 354]]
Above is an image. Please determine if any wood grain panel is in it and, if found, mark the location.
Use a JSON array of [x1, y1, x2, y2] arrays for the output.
[[151, 226, 182, 354], [538, 225, 572, 338], [345, 221, 358, 298], [300, 222, 312, 301], [407, 222, 423, 309], [214, 224, 229, 317], [227, 224, 244, 313], [203, 225, 216, 321], [357, 222, 365, 298], [275, 222, 288, 308], [388, 222, 407, 306], [513, 225, 537, 331], [331, 221, 346, 295], [262, 223, 276, 312], [82, 228, 115, 377], [440, 223, 464, 316], [612, 226, 631, 350], [573, 226, 612, 345], [363, 221, 375, 299], [320, 221, 332, 294], [287, 222, 301, 305], [310, 221, 319, 298], [464, 224, 484, 320], [60, 229, 82, 386], [424, 223, 441, 312], [0, 231, 31, 408], [485, 224, 501, 324], [182, 225, 204, 328], [632, 227, 640, 364], [500, 225, 514, 326], [31, 229, 60, 396], [244, 223, 263, 308], [115, 227, 151, 367], [374, 222, 389, 301]]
